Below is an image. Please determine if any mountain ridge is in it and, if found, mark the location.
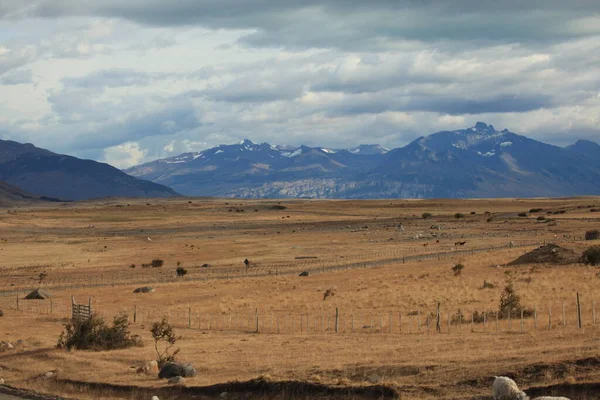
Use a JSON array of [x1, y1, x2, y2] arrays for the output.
[[0, 139, 179, 201], [125, 123, 600, 199]]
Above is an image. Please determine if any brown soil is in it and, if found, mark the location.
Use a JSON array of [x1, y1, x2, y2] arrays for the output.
[[507, 243, 581, 266]]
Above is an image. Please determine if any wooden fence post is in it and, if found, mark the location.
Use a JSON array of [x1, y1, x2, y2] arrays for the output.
[[188, 307, 191, 328], [399, 312, 402, 333], [335, 308, 339, 333], [533, 306, 537, 329], [520, 310, 524, 333], [417, 310, 421, 332], [577, 293, 582, 329], [255, 308, 259, 333], [134, 304, 137, 323], [50, 300, 53, 315], [548, 307, 552, 329], [436, 303, 441, 333]]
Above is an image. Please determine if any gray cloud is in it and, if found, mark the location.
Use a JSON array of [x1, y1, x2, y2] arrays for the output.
[[0, 68, 33, 85], [3, 1, 600, 51]]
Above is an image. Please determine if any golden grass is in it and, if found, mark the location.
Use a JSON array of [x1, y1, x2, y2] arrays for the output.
[[1, 197, 600, 399]]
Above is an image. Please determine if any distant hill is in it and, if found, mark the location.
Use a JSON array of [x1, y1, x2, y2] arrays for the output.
[[0, 139, 179, 201], [121, 123, 599, 199], [0, 180, 62, 205]]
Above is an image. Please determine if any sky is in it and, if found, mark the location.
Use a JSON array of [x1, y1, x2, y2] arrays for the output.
[[0, 1, 599, 168]]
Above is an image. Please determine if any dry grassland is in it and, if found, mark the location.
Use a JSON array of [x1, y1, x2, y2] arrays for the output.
[[1, 197, 600, 399]]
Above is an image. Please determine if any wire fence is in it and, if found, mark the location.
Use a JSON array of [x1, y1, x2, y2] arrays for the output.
[[2, 293, 598, 336], [0, 237, 565, 295]]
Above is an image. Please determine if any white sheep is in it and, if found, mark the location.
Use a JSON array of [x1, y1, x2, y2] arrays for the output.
[[531, 397, 570, 400], [492, 376, 528, 400], [151, 396, 160, 400]]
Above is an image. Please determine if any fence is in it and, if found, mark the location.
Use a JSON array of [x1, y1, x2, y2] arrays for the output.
[[4, 293, 598, 337], [0, 238, 552, 295]]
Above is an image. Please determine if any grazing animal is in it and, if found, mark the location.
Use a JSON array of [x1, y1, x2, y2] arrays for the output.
[[492, 376, 528, 400], [423, 243, 428, 247], [436, 240, 440, 244], [244, 258, 250, 268], [531, 397, 570, 400], [458, 241, 466, 246]]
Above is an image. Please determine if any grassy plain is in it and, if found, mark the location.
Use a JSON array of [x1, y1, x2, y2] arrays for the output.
[[1, 197, 600, 399]]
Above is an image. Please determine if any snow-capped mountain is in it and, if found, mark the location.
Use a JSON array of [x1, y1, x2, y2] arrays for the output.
[[125, 123, 600, 199]]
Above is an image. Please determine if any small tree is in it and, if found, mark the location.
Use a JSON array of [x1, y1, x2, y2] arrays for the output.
[[498, 280, 533, 319], [422, 212, 433, 219], [176, 267, 188, 277], [38, 272, 47, 284], [150, 318, 180, 368], [452, 263, 464, 276], [585, 230, 600, 241], [582, 246, 600, 266]]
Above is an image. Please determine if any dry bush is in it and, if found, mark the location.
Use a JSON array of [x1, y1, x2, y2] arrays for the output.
[[582, 246, 600, 266], [585, 230, 600, 240], [150, 317, 181, 368], [57, 314, 141, 351]]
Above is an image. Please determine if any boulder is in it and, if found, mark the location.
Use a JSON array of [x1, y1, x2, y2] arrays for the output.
[[133, 286, 155, 294], [168, 376, 185, 385], [158, 362, 197, 379], [0, 377, 4, 385], [137, 360, 159, 375]]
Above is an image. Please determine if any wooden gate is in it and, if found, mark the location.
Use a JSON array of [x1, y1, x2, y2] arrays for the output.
[[71, 296, 92, 321]]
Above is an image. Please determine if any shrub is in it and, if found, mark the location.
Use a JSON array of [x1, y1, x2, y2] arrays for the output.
[[582, 246, 600, 266], [536, 216, 546, 221], [498, 281, 534, 319], [452, 263, 464, 276], [591, 209, 599, 213], [482, 280, 495, 289], [529, 208, 543, 213], [151, 258, 164, 268], [129, 264, 136, 269], [585, 230, 600, 240], [470, 211, 476, 215], [150, 318, 181, 368], [518, 212, 527, 217], [421, 212, 433, 219], [176, 267, 188, 277], [323, 287, 336, 301], [454, 213, 465, 219], [57, 314, 141, 351], [486, 217, 494, 222]]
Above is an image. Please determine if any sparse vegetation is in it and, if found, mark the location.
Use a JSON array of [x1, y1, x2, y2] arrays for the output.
[[57, 314, 141, 351], [452, 263, 464, 276], [498, 280, 534, 319], [517, 212, 527, 217], [38, 272, 47, 284], [151, 258, 164, 268], [529, 208, 543, 213], [323, 287, 336, 301], [585, 229, 600, 240], [454, 213, 465, 219], [129, 263, 136, 269], [536, 216, 546, 221], [582, 246, 600, 266], [150, 318, 181, 368], [176, 267, 188, 277], [422, 212, 433, 219], [482, 280, 495, 289]]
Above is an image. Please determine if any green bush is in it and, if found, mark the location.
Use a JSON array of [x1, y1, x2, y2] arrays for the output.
[[421, 212, 433, 219], [582, 246, 600, 266], [498, 282, 534, 319], [57, 314, 141, 351], [585, 230, 600, 240]]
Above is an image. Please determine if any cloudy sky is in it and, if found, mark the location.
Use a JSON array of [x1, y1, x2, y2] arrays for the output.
[[1, 1, 599, 168]]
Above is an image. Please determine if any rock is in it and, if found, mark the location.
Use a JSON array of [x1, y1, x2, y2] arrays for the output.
[[44, 371, 54, 379], [137, 360, 159, 375], [151, 396, 160, 400], [158, 362, 197, 379], [0, 378, 4, 385], [299, 271, 309, 277], [133, 286, 155, 294], [168, 376, 185, 385]]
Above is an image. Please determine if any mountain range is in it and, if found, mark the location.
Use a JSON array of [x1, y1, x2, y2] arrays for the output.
[[125, 122, 600, 199], [0, 139, 178, 201]]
